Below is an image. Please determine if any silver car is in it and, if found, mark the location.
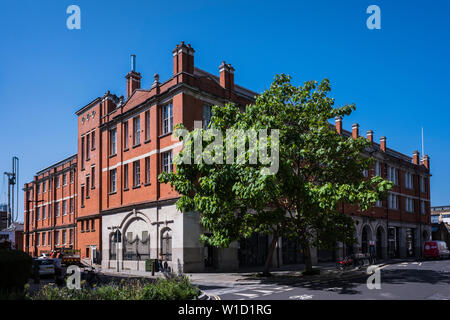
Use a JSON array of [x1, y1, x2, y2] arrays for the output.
[[32, 258, 56, 276]]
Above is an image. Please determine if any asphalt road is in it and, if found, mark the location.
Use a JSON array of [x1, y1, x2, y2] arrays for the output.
[[213, 259, 450, 300]]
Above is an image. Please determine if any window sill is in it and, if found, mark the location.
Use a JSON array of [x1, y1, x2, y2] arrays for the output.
[[123, 147, 129, 152], [132, 143, 141, 149], [132, 185, 141, 190], [109, 154, 117, 159], [159, 132, 172, 139], [144, 182, 151, 186], [144, 139, 151, 144], [124, 187, 129, 192], [108, 191, 117, 195]]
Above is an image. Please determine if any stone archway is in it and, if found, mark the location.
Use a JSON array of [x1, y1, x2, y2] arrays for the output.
[[120, 210, 151, 261]]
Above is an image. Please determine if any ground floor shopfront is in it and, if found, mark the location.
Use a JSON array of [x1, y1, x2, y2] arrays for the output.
[[100, 203, 431, 273]]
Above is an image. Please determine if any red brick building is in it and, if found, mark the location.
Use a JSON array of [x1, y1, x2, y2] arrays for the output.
[[23, 42, 431, 271], [23, 155, 77, 257]]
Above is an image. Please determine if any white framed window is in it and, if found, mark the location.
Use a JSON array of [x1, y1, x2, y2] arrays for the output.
[[110, 169, 117, 193], [36, 207, 41, 220], [405, 172, 413, 189], [37, 184, 40, 195], [133, 160, 140, 187], [162, 103, 173, 134], [63, 173, 67, 186], [162, 151, 173, 173], [363, 169, 368, 178], [405, 197, 414, 213], [63, 200, 67, 216], [387, 166, 398, 185], [42, 232, 46, 246], [375, 200, 382, 207], [43, 181, 47, 193], [133, 116, 140, 146], [145, 157, 150, 184], [123, 120, 129, 149], [36, 233, 40, 246], [203, 104, 212, 129], [69, 229, 74, 244], [421, 201, 426, 214], [56, 176, 60, 188], [55, 202, 60, 217], [55, 231, 60, 245], [42, 205, 46, 220], [109, 128, 117, 156], [145, 110, 150, 141], [420, 176, 426, 193], [62, 230, 67, 245], [388, 193, 398, 210], [70, 198, 74, 214]]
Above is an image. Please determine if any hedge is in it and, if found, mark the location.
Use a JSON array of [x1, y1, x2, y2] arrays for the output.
[[0, 249, 33, 299]]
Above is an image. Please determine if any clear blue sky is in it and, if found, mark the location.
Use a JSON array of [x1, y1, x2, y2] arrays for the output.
[[1, 0, 449, 222]]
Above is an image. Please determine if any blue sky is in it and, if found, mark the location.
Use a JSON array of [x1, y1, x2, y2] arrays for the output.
[[1, 0, 449, 222]]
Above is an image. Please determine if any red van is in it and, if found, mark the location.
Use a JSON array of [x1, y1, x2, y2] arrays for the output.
[[424, 241, 450, 259]]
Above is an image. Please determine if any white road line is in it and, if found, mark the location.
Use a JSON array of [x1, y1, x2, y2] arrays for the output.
[[234, 293, 259, 298], [253, 290, 274, 294]]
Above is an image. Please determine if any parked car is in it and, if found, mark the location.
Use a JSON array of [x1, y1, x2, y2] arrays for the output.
[[424, 241, 450, 260], [32, 258, 56, 276]]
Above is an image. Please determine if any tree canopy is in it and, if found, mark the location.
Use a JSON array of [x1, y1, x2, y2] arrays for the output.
[[159, 74, 393, 274]]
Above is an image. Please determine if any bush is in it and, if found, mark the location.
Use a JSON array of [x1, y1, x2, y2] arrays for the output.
[[0, 249, 33, 299], [31, 275, 200, 300]]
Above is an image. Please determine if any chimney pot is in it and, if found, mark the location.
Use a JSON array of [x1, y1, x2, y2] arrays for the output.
[[335, 116, 342, 134], [380, 136, 387, 152], [413, 150, 420, 165], [367, 130, 373, 143], [421, 155, 430, 170], [219, 61, 234, 91], [352, 123, 359, 139]]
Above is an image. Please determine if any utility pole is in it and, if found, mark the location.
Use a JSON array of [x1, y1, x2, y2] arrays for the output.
[[4, 157, 19, 228]]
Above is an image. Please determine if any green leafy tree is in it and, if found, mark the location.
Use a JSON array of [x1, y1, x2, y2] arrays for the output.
[[159, 74, 393, 275]]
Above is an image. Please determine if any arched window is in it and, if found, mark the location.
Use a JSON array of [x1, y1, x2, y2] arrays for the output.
[[161, 228, 172, 261], [109, 233, 117, 260]]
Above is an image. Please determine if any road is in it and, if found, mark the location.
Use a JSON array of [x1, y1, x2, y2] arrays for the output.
[[209, 260, 450, 300]]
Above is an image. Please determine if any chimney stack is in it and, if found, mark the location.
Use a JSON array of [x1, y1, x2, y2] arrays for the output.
[[367, 130, 374, 143], [380, 136, 387, 152], [335, 116, 342, 134], [173, 41, 195, 75], [413, 150, 420, 165], [219, 61, 235, 91], [125, 54, 141, 98], [352, 123, 359, 139], [421, 155, 430, 169]]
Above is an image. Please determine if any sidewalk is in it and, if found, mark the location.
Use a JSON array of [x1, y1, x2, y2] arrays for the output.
[[98, 258, 414, 287]]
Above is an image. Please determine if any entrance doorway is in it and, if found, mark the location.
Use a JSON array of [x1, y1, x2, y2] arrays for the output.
[[238, 233, 268, 267], [376, 227, 384, 259], [406, 228, 415, 257], [361, 225, 371, 254]]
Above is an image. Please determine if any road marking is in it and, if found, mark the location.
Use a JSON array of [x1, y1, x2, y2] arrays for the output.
[[289, 294, 313, 300], [253, 290, 274, 294], [234, 293, 259, 299]]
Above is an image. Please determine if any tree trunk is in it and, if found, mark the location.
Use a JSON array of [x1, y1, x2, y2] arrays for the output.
[[262, 234, 279, 276], [304, 244, 313, 272]]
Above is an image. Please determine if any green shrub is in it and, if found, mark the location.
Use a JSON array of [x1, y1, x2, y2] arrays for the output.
[[31, 275, 200, 300], [0, 249, 33, 298]]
